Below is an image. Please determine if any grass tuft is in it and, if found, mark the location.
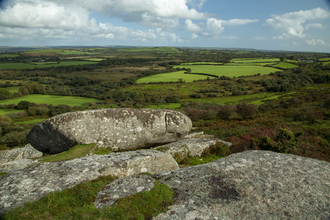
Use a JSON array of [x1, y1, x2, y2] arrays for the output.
[[3, 176, 174, 220]]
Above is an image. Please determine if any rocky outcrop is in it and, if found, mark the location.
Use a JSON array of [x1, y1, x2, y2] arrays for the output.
[[0, 144, 42, 164], [0, 144, 43, 173], [27, 108, 192, 154], [95, 175, 155, 209], [153, 150, 330, 219], [0, 150, 178, 213], [152, 137, 231, 162]]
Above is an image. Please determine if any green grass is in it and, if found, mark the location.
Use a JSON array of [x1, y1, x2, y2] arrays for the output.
[[146, 103, 181, 110], [0, 94, 99, 106], [173, 65, 280, 78], [40, 144, 97, 162], [29, 62, 58, 65], [3, 86, 20, 93], [181, 62, 222, 65], [57, 50, 98, 55], [0, 172, 8, 176], [121, 47, 178, 53], [231, 58, 280, 63], [137, 71, 215, 83], [15, 118, 46, 125], [319, 57, 330, 61], [0, 61, 100, 69], [83, 58, 106, 62], [21, 49, 62, 54], [0, 54, 19, 58], [4, 175, 174, 220], [272, 62, 298, 69], [188, 93, 277, 105], [0, 109, 25, 116]]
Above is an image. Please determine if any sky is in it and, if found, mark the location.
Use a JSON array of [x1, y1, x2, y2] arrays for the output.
[[0, 0, 329, 52]]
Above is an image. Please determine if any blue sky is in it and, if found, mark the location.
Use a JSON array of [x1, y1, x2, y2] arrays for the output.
[[0, 0, 329, 52]]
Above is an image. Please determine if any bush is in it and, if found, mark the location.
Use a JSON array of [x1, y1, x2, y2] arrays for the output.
[[190, 93, 202, 98], [236, 102, 257, 120], [2, 130, 29, 147], [217, 105, 233, 120], [51, 104, 73, 116]]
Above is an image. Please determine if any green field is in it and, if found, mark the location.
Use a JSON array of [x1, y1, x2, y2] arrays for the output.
[[15, 118, 46, 124], [0, 109, 25, 116], [137, 71, 215, 83], [319, 57, 330, 61], [29, 62, 58, 65], [173, 65, 279, 77], [4, 87, 20, 93], [0, 95, 99, 106], [272, 62, 298, 69], [21, 49, 62, 54], [57, 50, 98, 55], [231, 58, 280, 63], [146, 103, 181, 110], [121, 47, 178, 53], [0, 54, 19, 58], [83, 58, 106, 62], [0, 61, 100, 69], [181, 62, 222, 65], [187, 93, 278, 105]]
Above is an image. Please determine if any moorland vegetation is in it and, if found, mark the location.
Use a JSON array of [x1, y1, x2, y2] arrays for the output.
[[0, 46, 329, 164]]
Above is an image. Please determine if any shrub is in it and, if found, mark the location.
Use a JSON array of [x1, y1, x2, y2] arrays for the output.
[[190, 93, 202, 98], [236, 102, 257, 120], [217, 105, 233, 120], [2, 130, 29, 147]]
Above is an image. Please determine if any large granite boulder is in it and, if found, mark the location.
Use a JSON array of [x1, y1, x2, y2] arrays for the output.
[[153, 150, 330, 219], [0, 150, 179, 213], [27, 108, 192, 154]]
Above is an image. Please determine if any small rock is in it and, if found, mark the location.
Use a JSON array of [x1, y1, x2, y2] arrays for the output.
[[0, 144, 42, 163], [95, 175, 155, 209]]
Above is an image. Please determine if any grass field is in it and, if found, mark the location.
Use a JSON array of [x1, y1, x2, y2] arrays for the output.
[[4, 87, 20, 93], [0, 95, 99, 106], [231, 58, 280, 63], [319, 57, 330, 61], [83, 58, 106, 61], [272, 62, 297, 69], [0, 61, 100, 69], [0, 54, 19, 58], [121, 47, 178, 53], [137, 71, 215, 83], [187, 93, 278, 105], [15, 118, 46, 124], [173, 65, 279, 77], [181, 62, 222, 65], [146, 103, 181, 110], [0, 109, 25, 116], [21, 49, 62, 54]]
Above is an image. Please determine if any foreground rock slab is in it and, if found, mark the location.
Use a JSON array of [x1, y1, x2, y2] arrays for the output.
[[153, 151, 330, 219], [153, 137, 231, 162], [0, 150, 178, 214], [95, 175, 155, 209], [27, 108, 192, 154]]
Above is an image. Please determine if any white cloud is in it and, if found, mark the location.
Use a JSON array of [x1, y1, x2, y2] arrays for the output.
[[141, 13, 179, 28], [222, 19, 258, 26], [264, 7, 330, 39], [306, 39, 327, 46], [191, 33, 199, 39], [184, 19, 202, 32], [204, 18, 225, 37], [305, 23, 323, 29]]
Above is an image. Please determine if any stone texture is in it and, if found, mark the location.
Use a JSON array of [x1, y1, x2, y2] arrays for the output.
[[0, 144, 42, 164], [152, 138, 232, 162], [27, 108, 192, 154], [0, 159, 39, 173], [153, 150, 330, 219], [95, 175, 155, 209], [0, 150, 179, 213]]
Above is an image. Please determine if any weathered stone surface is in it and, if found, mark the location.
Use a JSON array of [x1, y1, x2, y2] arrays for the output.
[[153, 151, 330, 219], [152, 138, 232, 161], [27, 108, 192, 154], [0, 144, 42, 164], [184, 131, 214, 139], [0, 150, 178, 213], [0, 159, 39, 173], [95, 175, 155, 209]]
